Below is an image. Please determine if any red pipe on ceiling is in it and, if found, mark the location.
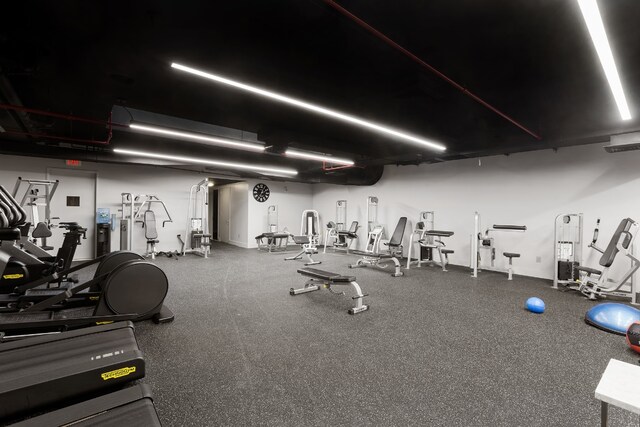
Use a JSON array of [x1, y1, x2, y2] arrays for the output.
[[322, 0, 542, 141], [1, 130, 111, 145], [0, 103, 124, 145]]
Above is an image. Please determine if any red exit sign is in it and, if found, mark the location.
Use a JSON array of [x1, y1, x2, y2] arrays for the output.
[[66, 159, 82, 167]]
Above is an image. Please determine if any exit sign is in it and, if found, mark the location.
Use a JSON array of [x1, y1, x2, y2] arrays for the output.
[[66, 159, 82, 167]]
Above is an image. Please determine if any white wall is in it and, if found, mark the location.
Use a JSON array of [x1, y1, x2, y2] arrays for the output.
[[0, 154, 208, 255], [312, 143, 640, 280], [246, 179, 313, 248]]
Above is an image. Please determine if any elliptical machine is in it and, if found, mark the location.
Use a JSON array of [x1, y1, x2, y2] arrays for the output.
[[0, 185, 174, 339]]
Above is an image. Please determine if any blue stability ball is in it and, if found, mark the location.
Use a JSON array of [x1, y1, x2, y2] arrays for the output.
[[585, 303, 640, 335], [525, 297, 545, 314]]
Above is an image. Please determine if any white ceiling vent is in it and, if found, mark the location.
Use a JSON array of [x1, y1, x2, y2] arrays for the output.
[[604, 132, 640, 153]]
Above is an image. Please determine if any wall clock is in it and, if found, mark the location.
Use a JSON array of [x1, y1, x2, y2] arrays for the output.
[[253, 183, 270, 202]]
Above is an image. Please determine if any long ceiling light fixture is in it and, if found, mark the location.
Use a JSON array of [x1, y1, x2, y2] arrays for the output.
[[285, 149, 354, 166], [577, 0, 632, 120], [171, 62, 446, 152], [113, 148, 298, 176], [129, 123, 265, 152]]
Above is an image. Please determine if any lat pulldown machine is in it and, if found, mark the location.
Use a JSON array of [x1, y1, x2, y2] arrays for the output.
[[179, 179, 212, 258]]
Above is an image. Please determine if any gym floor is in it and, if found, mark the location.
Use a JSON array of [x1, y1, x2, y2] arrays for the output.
[[128, 242, 637, 426]]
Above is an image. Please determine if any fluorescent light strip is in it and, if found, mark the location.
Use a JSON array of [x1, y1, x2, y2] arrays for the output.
[[285, 149, 354, 166], [171, 63, 446, 151], [129, 123, 265, 152], [113, 148, 297, 176], [577, 0, 631, 120]]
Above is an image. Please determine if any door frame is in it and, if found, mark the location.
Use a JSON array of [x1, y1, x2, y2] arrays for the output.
[[46, 168, 98, 259]]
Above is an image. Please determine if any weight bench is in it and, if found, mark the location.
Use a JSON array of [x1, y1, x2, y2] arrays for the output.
[[350, 217, 407, 277], [291, 268, 369, 314]]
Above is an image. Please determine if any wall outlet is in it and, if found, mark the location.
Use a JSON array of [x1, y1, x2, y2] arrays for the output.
[[536, 256, 541, 263]]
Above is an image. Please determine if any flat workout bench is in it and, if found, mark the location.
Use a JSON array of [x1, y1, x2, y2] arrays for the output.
[[290, 268, 369, 314]]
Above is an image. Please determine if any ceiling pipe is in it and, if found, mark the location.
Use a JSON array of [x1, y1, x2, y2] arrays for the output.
[[0, 104, 122, 145], [2, 129, 111, 146], [322, 0, 542, 141]]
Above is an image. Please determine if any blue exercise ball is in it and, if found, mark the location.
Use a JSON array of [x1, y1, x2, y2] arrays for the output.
[[525, 297, 545, 314], [585, 303, 640, 335]]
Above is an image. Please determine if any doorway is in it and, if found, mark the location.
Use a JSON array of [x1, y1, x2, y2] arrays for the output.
[[47, 168, 97, 260]]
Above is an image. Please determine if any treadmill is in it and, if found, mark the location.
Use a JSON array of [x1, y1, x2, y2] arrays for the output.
[[11, 384, 161, 426], [0, 322, 145, 422]]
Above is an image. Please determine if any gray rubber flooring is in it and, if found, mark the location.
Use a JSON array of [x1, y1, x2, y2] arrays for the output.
[[133, 242, 639, 426]]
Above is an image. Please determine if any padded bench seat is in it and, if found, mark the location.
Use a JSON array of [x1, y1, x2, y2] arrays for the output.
[[255, 232, 290, 239], [350, 250, 393, 258], [297, 268, 355, 283], [577, 265, 602, 275], [503, 252, 520, 258], [441, 249, 455, 254], [424, 230, 455, 237]]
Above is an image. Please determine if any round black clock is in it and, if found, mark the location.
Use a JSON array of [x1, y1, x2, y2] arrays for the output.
[[253, 183, 270, 202]]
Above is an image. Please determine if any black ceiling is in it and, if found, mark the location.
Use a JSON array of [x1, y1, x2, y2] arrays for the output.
[[1, 0, 639, 182]]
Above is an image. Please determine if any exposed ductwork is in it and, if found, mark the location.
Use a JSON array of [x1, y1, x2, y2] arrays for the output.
[[604, 132, 640, 153]]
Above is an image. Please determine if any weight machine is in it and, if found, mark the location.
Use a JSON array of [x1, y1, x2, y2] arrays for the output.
[[285, 210, 321, 265], [120, 193, 173, 258], [255, 205, 291, 252], [179, 180, 212, 258], [323, 200, 358, 253], [471, 212, 526, 280], [553, 213, 584, 290], [575, 217, 640, 303], [11, 177, 60, 253], [406, 211, 455, 271], [407, 211, 434, 268], [366, 196, 379, 234]]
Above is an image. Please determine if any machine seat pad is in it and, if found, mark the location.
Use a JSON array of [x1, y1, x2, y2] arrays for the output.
[[503, 252, 520, 258], [298, 268, 355, 283], [291, 235, 310, 245], [351, 250, 388, 258], [32, 222, 52, 238], [440, 249, 455, 254], [338, 231, 358, 238], [424, 230, 455, 237], [0, 228, 21, 241], [147, 239, 160, 244], [576, 265, 602, 275]]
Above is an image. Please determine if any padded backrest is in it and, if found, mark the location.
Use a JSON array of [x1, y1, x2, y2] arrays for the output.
[[348, 221, 358, 233], [144, 210, 158, 240], [600, 218, 634, 268], [303, 211, 317, 236], [389, 217, 408, 247]]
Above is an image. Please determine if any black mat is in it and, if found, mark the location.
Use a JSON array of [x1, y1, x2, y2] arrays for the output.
[[78, 243, 640, 425]]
